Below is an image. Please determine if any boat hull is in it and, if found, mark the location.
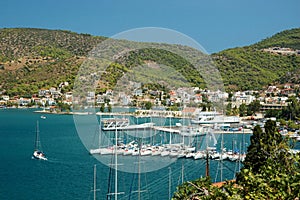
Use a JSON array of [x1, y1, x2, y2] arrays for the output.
[[32, 150, 47, 160]]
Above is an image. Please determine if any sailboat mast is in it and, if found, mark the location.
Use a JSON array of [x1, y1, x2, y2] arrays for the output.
[[114, 121, 118, 200], [169, 116, 171, 145], [205, 127, 210, 177], [99, 119, 102, 149], [35, 120, 40, 150], [220, 132, 224, 182], [168, 167, 171, 200], [238, 143, 242, 172], [181, 160, 184, 184], [138, 139, 141, 200], [106, 119, 124, 200], [94, 164, 97, 200]]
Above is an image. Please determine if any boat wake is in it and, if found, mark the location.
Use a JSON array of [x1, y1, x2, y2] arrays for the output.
[[42, 158, 63, 164]]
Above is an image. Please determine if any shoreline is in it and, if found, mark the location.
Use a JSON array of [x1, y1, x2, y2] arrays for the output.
[[34, 110, 91, 115], [33, 110, 253, 134]]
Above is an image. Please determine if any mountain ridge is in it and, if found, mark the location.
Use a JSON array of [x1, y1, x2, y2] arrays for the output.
[[0, 27, 299, 96]]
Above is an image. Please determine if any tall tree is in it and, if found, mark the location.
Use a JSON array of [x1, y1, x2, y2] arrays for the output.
[[246, 100, 261, 116], [100, 103, 105, 112], [239, 103, 247, 117], [226, 102, 232, 115], [240, 120, 282, 174], [173, 120, 300, 199], [282, 97, 300, 120], [144, 101, 152, 110]]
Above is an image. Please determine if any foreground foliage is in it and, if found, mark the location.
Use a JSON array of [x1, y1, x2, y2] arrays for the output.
[[173, 120, 300, 199]]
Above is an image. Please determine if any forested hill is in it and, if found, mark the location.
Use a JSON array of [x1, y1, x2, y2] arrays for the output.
[[213, 28, 300, 91], [254, 28, 300, 50], [0, 27, 299, 96], [0, 28, 105, 96], [0, 28, 105, 61]]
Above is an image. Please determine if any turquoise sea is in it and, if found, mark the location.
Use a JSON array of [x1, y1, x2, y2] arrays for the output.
[[0, 108, 256, 200]]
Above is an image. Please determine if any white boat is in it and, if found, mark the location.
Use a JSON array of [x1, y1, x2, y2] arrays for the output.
[[151, 146, 162, 156], [100, 147, 114, 155], [240, 154, 246, 162], [169, 149, 179, 157], [227, 151, 239, 161], [193, 151, 205, 159], [40, 115, 46, 119], [123, 148, 135, 155], [191, 111, 240, 124], [185, 146, 196, 152], [177, 150, 186, 158], [131, 149, 140, 156], [140, 148, 152, 156], [160, 149, 170, 157], [210, 151, 220, 159], [185, 152, 195, 158], [219, 153, 228, 160], [32, 121, 47, 161]]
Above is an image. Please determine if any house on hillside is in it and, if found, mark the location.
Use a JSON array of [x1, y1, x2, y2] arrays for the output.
[[17, 97, 31, 106], [39, 89, 50, 97], [2, 95, 9, 101]]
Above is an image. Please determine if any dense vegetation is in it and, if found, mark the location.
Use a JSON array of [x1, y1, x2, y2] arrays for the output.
[[254, 28, 300, 50], [0, 28, 106, 96], [172, 120, 300, 199], [113, 48, 206, 87], [213, 28, 300, 91], [0, 28, 105, 61], [0, 28, 299, 96], [214, 48, 300, 90], [264, 96, 300, 122]]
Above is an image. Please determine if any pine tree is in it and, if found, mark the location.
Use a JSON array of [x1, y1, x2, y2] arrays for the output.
[[239, 120, 282, 175]]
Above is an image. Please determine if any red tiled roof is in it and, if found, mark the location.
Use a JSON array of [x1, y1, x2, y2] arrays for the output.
[[212, 180, 235, 188]]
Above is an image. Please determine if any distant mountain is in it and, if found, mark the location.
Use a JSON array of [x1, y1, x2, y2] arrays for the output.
[[213, 28, 300, 91], [0, 27, 299, 96]]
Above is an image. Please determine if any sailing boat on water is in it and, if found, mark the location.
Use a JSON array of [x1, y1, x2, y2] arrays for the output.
[[32, 121, 47, 161]]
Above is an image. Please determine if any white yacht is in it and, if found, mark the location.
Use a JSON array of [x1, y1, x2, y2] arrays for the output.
[[191, 111, 240, 124]]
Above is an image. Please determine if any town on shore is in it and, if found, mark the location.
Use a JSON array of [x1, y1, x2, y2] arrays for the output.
[[0, 80, 296, 115], [1, 80, 299, 129]]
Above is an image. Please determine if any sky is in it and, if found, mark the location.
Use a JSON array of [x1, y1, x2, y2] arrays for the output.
[[1, 0, 299, 53]]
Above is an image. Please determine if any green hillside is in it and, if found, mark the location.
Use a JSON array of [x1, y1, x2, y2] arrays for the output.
[[213, 28, 300, 91], [254, 28, 300, 50], [0, 28, 105, 96], [0, 28, 105, 61], [0, 27, 299, 96]]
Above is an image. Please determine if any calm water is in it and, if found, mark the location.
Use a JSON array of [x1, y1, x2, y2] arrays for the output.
[[0, 108, 253, 200]]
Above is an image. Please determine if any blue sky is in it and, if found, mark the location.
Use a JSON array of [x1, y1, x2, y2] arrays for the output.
[[1, 0, 299, 53]]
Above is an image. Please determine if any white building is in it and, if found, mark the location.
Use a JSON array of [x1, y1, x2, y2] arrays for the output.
[[231, 91, 255, 108], [2, 95, 9, 101]]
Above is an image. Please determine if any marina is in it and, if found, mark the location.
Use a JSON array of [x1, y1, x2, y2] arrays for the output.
[[2, 108, 299, 199], [1, 1, 299, 198], [90, 114, 251, 167], [90, 143, 246, 162]]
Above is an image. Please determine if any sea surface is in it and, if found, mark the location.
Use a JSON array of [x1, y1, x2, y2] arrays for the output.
[[0, 108, 271, 200]]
